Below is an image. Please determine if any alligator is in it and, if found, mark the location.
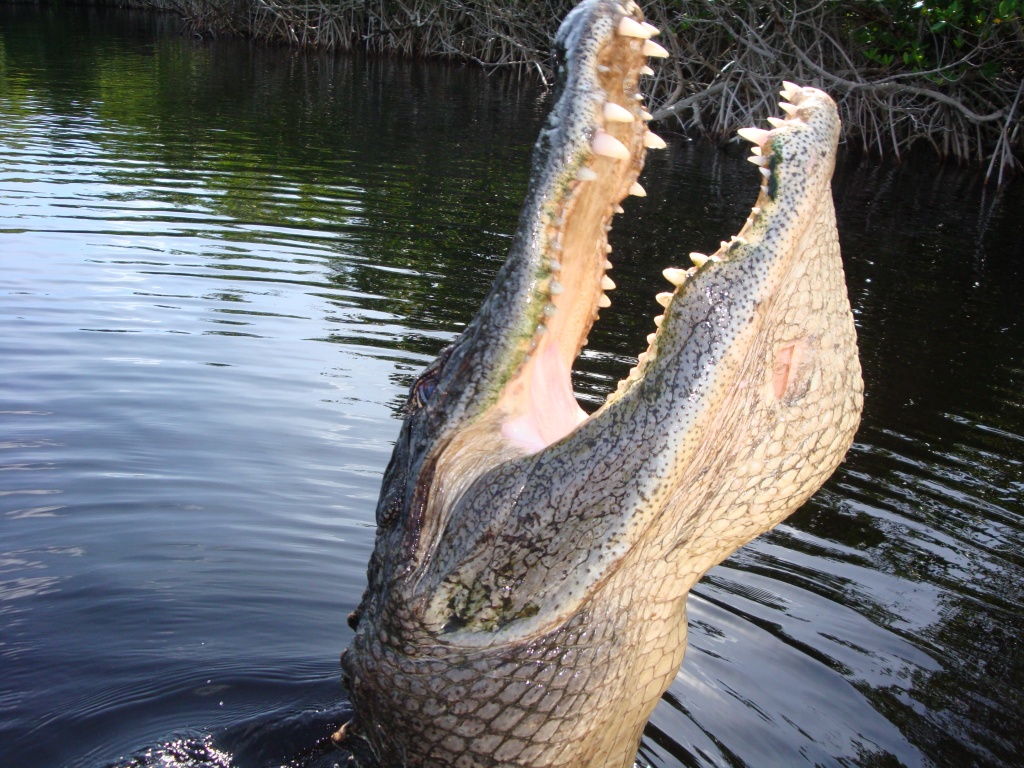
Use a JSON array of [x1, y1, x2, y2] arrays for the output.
[[338, 1, 863, 765]]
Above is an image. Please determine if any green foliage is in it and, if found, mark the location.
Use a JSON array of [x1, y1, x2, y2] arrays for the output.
[[854, 0, 1021, 79]]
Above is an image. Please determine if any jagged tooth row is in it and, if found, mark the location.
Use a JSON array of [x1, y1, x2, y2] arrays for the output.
[[540, 8, 676, 392], [618, 82, 814, 400]]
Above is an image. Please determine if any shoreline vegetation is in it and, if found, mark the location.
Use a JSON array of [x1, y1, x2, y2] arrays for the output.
[[26, 0, 1024, 182]]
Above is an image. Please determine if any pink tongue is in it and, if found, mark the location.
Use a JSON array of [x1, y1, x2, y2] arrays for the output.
[[501, 342, 588, 453]]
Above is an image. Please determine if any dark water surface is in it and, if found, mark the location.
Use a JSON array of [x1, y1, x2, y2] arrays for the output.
[[1, 6, 1022, 768]]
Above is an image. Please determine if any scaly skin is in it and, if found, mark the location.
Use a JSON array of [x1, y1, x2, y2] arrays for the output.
[[339, 1, 863, 766]]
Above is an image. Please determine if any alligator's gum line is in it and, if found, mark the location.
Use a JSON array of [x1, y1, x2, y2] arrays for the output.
[[339, 1, 863, 766]]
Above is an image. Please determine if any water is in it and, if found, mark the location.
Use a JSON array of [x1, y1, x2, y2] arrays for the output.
[[1, 6, 1022, 768]]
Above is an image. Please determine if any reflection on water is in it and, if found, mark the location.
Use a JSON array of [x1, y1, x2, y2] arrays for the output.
[[1, 5, 1022, 768]]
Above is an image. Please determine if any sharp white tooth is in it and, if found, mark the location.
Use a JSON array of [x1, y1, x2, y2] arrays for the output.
[[639, 65, 654, 76], [535, 324, 547, 336], [618, 16, 652, 38], [745, 217, 754, 226], [544, 303, 557, 318], [577, 166, 598, 181], [637, 352, 648, 364], [640, 109, 653, 121], [759, 166, 771, 179], [779, 102, 800, 117], [643, 40, 670, 58], [604, 259, 613, 269], [781, 81, 802, 100], [690, 252, 709, 267], [656, 292, 673, 307], [605, 243, 613, 253], [751, 207, 761, 214], [766, 116, 786, 128], [747, 155, 769, 167], [663, 267, 688, 286], [603, 102, 635, 123], [629, 366, 639, 376], [549, 259, 561, 271], [593, 132, 631, 160], [761, 184, 769, 194], [647, 333, 657, 344], [602, 276, 616, 290], [614, 204, 625, 214], [629, 182, 647, 197], [549, 280, 564, 295], [634, 93, 645, 101], [654, 314, 664, 327], [641, 22, 661, 36], [644, 132, 667, 149], [598, 293, 612, 308], [720, 240, 730, 251], [751, 146, 762, 156], [737, 127, 771, 146]]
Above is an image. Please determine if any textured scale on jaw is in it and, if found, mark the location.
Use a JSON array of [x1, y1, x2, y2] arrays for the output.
[[607, 80, 846, 403]]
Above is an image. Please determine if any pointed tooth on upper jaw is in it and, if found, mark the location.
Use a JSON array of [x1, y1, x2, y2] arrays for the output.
[[543, 303, 557, 318], [604, 259, 613, 269], [598, 293, 612, 308], [605, 243, 613, 253], [766, 116, 786, 128], [643, 40, 670, 58], [602, 276, 616, 290], [614, 204, 625, 214], [629, 182, 647, 197], [603, 102, 635, 123], [577, 166, 598, 181], [663, 267, 688, 286], [641, 21, 661, 36], [639, 65, 654, 76], [646, 333, 656, 344], [640, 109, 653, 121], [737, 127, 771, 146], [656, 292, 673, 307], [549, 259, 562, 272], [654, 314, 664, 327], [747, 155, 769, 167], [759, 166, 771, 179], [549, 280, 564, 295], [751, 206, 761, 214], [779, 102, 800, 117], [644, 132, 667, 149], [593, 132, 631, 160], [761, 184, 769, 195], [690, 252, 710, 267], [751, 146, 762, 156], [618, 16, 652, 39]]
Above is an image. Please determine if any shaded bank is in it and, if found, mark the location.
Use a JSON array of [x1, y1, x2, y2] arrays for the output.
[[86, 0, 1024, 184]]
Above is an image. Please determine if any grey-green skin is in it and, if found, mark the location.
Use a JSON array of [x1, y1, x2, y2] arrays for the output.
[[339, 1, 863, 766]]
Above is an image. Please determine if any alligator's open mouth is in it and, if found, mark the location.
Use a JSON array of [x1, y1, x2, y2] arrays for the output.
[[424, 0, 842, 486]]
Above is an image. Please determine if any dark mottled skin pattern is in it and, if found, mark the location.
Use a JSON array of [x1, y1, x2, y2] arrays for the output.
[[339, 1, 862, 766]]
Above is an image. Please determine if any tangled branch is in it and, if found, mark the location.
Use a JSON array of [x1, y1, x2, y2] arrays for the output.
[[160, 0, 1024, 184]]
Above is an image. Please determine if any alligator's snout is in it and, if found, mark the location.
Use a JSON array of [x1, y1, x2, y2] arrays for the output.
[[340, 2, 863, 766]]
